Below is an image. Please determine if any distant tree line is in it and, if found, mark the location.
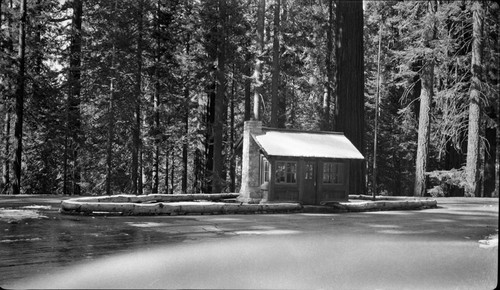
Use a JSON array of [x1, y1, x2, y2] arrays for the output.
[[0, 0, 498, 197]]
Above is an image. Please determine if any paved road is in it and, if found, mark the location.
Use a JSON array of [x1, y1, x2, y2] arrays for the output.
[[1, 196, 498, 289]]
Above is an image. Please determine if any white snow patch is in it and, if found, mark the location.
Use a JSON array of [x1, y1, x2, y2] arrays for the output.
[[0, 209, 47, 222], [0, 237, 42, 243], [126, 222, 166, 228], [254, 131, 364, 159], [235, 229, 300, 235], [20, 205, 52, 210], [479, 234, 498, 249]]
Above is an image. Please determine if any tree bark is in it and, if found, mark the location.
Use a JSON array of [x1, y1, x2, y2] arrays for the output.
[[414, 61, 433, 197], [413, 1, 437, 197], [2, 105, 10, 193], [229, 65, 236, 192], [271, 0, 281, 128], [12, 0, 27, 195], [1, 0, 13, 194], [181, 31, 191, 194], [465, 2, 484, 197], [372, 24, 382, 199], [67, 0, 83, 196], [212, 0, 227, 193], [132, 0, 143, 195], [181, 86, 189, 194], [106, 45, 115, 196], [335, 0, 364, 195], [205, 84, 215, 193], [253, 0, 265, 121], [152, 0, 161, 194], [321, 0, 334, 131], [170, 149, 175, 194]]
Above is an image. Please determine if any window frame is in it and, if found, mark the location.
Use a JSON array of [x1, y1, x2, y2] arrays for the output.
[[275, 161, 297, 184], [322, 162, 344, 185], [260, 155, 270, 184], [304, 162, 314, 180]]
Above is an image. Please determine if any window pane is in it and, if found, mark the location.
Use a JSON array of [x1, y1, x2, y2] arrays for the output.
[[323, 163, 331, 183], [264, 161, 270, 182], [286, 162, 296, 183], [276, 162, 285, 183], [305, 163, 313, 180]]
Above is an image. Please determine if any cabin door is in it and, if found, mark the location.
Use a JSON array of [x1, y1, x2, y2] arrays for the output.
[[303, 161, 317, 204]]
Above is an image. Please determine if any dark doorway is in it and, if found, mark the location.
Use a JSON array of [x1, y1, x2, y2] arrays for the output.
[[303, 161, 317, 204]]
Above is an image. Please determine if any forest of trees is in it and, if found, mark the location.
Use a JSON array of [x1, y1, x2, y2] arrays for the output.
[[0, 0, 498, 197]]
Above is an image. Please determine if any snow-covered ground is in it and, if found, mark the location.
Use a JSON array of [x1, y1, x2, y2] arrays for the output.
[[0, 208, 48, 223], [479, 232, 499, 249]]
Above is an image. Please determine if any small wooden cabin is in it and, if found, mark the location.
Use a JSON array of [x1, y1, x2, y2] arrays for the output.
[[239, 121, 364, 205]]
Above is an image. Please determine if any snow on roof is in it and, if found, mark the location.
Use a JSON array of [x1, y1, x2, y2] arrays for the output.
[[253, 129, 364, 160]]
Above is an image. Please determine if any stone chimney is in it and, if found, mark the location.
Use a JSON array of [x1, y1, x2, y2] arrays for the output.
[[239, 120, 263, 203]]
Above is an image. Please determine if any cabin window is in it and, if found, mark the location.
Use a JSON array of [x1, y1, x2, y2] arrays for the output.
[[305, 163, 314, 180], [276, 161, 296, 184], [260, 156, 270, 184], [323, 162, 343, 184]]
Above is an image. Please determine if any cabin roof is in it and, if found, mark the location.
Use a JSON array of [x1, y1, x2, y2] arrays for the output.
[[253, 129, 364, 160]]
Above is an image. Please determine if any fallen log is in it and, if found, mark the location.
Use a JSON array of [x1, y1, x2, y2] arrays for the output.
[[320, 199, 437, 212], [348, 194, 425, 201], [64, 193, 240, 204], [60, 200, 303, 216]]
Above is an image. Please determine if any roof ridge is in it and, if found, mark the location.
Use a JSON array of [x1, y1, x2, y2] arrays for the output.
[[262, 127, 344, 135]]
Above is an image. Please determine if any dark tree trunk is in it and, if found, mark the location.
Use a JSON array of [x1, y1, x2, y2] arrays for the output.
[[321, 0, 334, 131], [212, 0, 227, 193], [372, 24, 382, 199], [67, 0, 83, 196], [165, 147, 171, 194], [181, 33, 191, 194], [182, 86, 189, 194], [466, 2, 484, 197], [335, 0, 364, 195], [253, 0, 265, 121], [152, 0, 162, 194], [105, 44, 115, 196], [229, 65, 236, 192], [170, 150, 174, 194], [2, 105, 10, 193], [205, 84, 215, 193], [194, 146, 202, 193], [271, 0, 281, 128], [1, 0, 13, 194], [132, 0, 143, 195], [483, 124, 495, 196], [12, 0, 27, 195]]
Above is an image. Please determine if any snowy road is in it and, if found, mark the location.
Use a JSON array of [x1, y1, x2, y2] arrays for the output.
[[0, 196, 498, 289]]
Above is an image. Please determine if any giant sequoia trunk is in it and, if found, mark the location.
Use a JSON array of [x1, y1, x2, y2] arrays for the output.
[[212, 0, 227, 193], [335, 0, 364, 195], [12, 0, 27, 195], [465, 2, 484, 197], [66, 0, 83, 196]]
